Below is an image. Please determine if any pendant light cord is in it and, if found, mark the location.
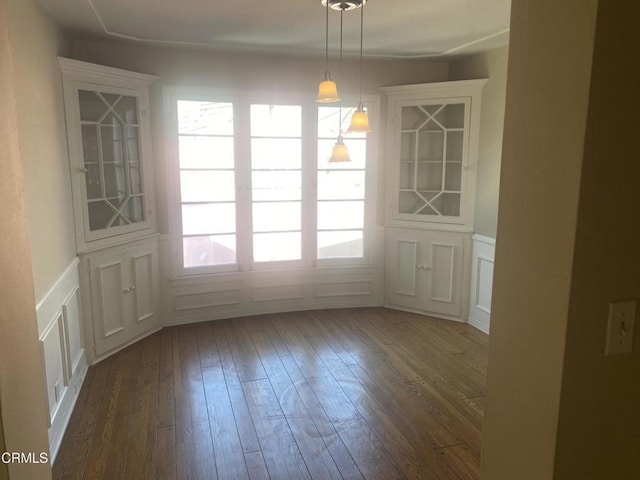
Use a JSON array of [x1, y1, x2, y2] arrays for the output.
[[324, 1, 329, 73], [358, 4, 364, 105], [338, 8, 344, 135]]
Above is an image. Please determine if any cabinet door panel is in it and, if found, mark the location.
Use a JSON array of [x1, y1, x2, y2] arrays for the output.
[[129, 241, 160, 336], [430, 243, 455, 301], [396, 240, 418, 295], [385, 230, 423, 310], [41, 315, 67, 425], [96, 261, 126, 336], [132, 252, 153, 322], [90, 252, 128, 355], [424, 236, 463, 317]]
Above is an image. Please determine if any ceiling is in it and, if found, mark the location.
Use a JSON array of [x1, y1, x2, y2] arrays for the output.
[[36, 0, 511, 58]]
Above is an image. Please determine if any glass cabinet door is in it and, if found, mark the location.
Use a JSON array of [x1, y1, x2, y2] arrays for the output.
[[397, 102, 466, 220], [78, 89, 145, 232]]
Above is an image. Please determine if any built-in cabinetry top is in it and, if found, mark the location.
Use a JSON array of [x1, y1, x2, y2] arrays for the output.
[[382, 80, 486, 232], [59, 57, 158, 252]]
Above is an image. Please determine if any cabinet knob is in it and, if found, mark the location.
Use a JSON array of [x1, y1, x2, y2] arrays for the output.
[[417, 264, 432, 271], [123, 285, 136, 293], [79, 167, 88, 173]]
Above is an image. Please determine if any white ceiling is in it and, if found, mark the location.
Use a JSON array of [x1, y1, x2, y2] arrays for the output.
[[36, 0, 511, 58]]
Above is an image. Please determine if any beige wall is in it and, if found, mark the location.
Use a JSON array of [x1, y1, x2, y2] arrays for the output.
[[481, 0, 598, 478], [0, 400, 7, 480], [71, 39, 450, 234], [7, 0, 75, 301], [554, 1, 640, 477], [449, 46, 508, 238], [0, 0, 53, 478]]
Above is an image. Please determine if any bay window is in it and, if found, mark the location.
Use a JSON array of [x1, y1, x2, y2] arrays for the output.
[[170, 91, 376, 274]]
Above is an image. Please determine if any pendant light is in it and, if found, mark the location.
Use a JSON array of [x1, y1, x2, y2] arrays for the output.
[[347, 0, 371, 133], [316, 0, 340, 103], [329, 7, 351, 163]]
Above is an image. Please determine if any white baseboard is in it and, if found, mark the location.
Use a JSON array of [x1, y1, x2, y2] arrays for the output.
[[468, 315, 490, 334]]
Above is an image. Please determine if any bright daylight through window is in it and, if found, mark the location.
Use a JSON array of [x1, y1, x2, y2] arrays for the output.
[[175, 99, 370, 272]]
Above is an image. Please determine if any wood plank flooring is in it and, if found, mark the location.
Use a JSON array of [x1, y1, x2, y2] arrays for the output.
[[53, 307, 488, 480]]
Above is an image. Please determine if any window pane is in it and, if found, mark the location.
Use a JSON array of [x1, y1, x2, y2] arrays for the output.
[[183, 234, 236, 267], [318, 231, 363, 259], [253, 202, 301, 232], [317, 171, 365, 200], [318, 201, 364, 230], [251, 138, 301, 169], [178, 101, 233, 135], [253, 232, 301, 262], [179, 136, 234, 169], [182, 203, 236, 235], [180, 171, 235, 202], [318, 139, 366, 169], [252, 171, 301, 201], [251, 105, 301, 137]]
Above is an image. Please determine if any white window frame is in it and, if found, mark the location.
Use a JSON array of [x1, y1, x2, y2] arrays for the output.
[[165, 86, 379, 276]]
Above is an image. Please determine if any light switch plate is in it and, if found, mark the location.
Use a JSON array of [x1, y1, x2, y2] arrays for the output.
[[605, 300, 637, 356]]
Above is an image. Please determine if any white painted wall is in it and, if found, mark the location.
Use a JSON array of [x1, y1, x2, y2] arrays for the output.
[[7, 0, 76, 302]]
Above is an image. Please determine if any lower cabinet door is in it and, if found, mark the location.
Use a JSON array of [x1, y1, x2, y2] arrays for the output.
[[386, 229, 423, 311], [128, 241, 160, 338], [386, 228, 465, 319], [422, 234, 464, 318], [86, 237, 160, 358], [89, 249, 129, 356]]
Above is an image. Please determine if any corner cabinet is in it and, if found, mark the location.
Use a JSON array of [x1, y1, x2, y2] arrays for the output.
[[382, 80, 486, 320], [60, 58, 161, 362], [59, 57, 158, 250]]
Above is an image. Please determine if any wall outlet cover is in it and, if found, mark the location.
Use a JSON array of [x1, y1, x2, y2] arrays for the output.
[[605, 299, 637, 356]]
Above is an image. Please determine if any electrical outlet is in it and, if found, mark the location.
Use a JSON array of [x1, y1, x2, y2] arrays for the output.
[[605, 300, 637, 356]]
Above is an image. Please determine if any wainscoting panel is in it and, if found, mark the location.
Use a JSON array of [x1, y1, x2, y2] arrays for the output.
[[36, 258, 88, 462], [467, 234, 495, 334], [166, 266, 383, 326]]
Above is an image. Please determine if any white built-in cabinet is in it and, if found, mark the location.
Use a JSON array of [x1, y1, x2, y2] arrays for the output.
[[382, 80, 486, 320], [60, 58, 160, 362], [386, 228, 467, 319], [82, 238, 160, 357]]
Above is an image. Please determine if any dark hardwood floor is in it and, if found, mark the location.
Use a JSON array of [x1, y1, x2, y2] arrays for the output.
[[52, 307, 488, 480]]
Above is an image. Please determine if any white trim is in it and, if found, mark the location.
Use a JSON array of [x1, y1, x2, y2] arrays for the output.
[[471, 233, 496, 246], [164, 263, 383, 325], [85, 0, 507, 59], [58, 57, 158, 84], [35, 258, 88, 462], [380, 79, 488, 96], [467, 235, 495, 334], [35, 258, 80, 334]]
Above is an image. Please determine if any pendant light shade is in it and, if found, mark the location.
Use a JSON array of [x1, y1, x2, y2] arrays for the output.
[[347, 1, 371, 133], [316, 73, 340, 103], [316, 0, 340, 103], [347, 103, 371, 133], [329, 135, 351, 163]]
